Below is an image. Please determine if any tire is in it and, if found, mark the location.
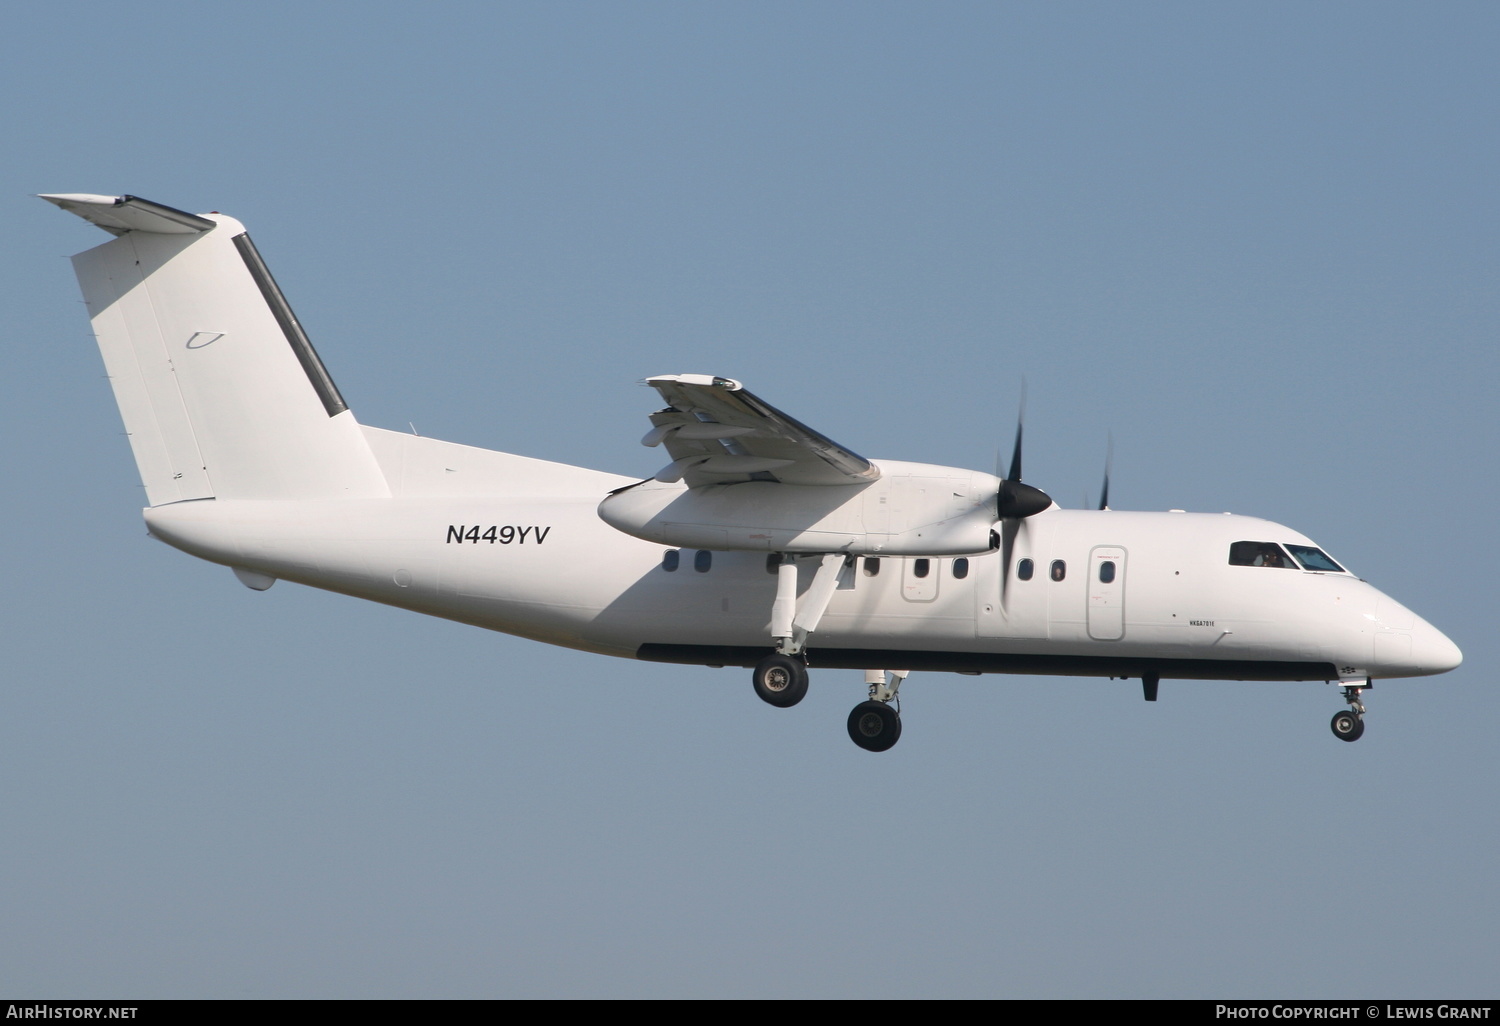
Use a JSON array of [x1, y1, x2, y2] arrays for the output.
[[1330, 709, 1364, 742], [752, 653, 808, 708], [847, 700, 902, 752]]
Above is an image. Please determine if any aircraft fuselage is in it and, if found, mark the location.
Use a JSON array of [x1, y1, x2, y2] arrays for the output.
[[140, 438, 1457, 686]]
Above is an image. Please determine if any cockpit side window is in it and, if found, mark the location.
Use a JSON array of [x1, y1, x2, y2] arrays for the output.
[[1286, 545, 1345, 573], [1229, 541, 1296, 568]]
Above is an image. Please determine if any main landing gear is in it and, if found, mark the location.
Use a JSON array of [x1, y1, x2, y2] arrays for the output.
[[1330, 681, 1368, 742], [749, 553, 909, 751], [752, 652, 808, 708], [750, 552, 847, 710]]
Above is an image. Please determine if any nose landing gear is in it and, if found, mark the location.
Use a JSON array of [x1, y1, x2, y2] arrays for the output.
[[1330, 682, 1368, 742], [848, 700, 901, 752], [847, 669, 908, 752], [1330, 709, 1364, 741]]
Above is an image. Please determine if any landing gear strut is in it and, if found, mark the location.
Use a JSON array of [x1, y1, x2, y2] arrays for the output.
[[1330, 682, 1367, 742]]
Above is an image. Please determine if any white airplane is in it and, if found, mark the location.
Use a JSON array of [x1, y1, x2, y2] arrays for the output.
[[43, 193, 1463, 752]]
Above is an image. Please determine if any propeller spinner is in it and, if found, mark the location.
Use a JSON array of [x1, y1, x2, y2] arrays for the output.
[[996, 409, 1052, 520], [997, 419, 1052, 519]]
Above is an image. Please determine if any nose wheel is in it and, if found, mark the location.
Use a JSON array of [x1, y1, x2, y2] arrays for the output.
[[848, 700, 902, 752], [1330, 682, 1367, 742], [1330, 709, 1364, 742], [845, 669, 908, 752]]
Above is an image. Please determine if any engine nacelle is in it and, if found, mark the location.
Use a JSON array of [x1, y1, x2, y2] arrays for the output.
[[598, 460, 1000, 556]]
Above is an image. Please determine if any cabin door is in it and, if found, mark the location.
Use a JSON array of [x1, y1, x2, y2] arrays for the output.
[[1086, 546, 1127, 641]]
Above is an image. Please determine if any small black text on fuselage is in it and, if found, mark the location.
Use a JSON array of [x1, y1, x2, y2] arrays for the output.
[[445, 525, 552, 545]]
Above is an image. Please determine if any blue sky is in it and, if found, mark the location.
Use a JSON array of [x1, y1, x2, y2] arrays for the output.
[[4, 1, 1497, 998]]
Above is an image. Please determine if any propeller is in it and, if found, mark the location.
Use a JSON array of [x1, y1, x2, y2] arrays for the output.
[[997, 420, 1052, 518], [995, 390, 1053, 607], [995, 386, 1053, 519], [1097, 434, 1113, 511]]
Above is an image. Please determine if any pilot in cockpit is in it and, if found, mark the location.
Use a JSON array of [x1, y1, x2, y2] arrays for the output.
[[1252, 545, 1291, 568]]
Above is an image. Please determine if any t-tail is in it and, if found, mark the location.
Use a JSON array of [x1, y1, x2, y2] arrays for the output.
[[42, 194, 389, 504]]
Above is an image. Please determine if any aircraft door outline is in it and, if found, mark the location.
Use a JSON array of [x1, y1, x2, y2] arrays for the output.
[[1087, 545, 1126, 641]]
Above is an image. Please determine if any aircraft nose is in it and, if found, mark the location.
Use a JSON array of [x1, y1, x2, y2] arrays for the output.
[[1412, 620, 1463, 675]]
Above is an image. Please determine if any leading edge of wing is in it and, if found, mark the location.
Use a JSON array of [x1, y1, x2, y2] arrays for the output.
[[643, 374, 878, 488]]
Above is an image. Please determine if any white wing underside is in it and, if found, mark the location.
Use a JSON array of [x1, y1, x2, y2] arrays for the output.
[[642, 374, 879, 488]]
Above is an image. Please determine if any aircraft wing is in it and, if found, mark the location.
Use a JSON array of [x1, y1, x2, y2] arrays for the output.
[[641, 375, 879, 487]]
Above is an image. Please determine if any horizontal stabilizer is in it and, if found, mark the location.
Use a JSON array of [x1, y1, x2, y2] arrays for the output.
[[40, 194, 216, 236]]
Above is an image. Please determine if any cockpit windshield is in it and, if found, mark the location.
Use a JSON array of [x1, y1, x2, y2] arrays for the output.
[[1229, 541, 1347, 573], [1285, 544, 1345, 573], [1229, 541, 1296, 568]]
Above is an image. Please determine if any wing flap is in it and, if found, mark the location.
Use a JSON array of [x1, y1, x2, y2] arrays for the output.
[[643, 375, 878, 487]]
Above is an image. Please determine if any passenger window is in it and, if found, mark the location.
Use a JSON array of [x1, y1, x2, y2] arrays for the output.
[[662, 549, 679, 572], [694, 549, 712, 573], [863, 558, 880, 577], [913, 558, 930, 579], [1017, 558, 1034, 581], [952, 557, 969, 580], [1229, 541, 1295, 569], [1099, 560, 1116, 584], [1050, 560, 1066, 582]]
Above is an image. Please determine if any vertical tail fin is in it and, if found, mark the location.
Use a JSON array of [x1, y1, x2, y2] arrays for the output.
[[44, 194, 390, 504]]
